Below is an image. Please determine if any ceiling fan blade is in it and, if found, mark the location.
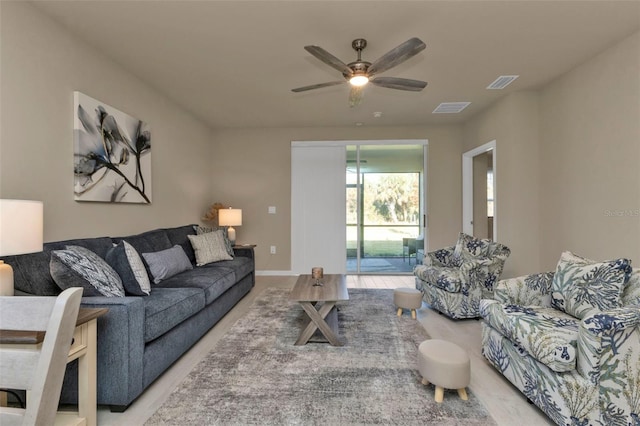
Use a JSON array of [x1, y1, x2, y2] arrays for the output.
[[304, 45, 353, 76], [291, 81, 346, 92], [348, 86, 364, 108], [370, 77, 427, 91], [367, 37, 426, 76]]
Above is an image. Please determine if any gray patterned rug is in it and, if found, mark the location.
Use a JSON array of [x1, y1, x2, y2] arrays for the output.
[[146, 288, 495, 425]]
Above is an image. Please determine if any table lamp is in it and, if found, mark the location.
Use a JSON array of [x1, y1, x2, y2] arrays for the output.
[[0, 199, 44, 296], [218, 207, 242, 245]]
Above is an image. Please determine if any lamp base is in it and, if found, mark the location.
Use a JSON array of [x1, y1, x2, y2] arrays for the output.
[[0, 260, 15, 296], [227, 226, 237, 246]]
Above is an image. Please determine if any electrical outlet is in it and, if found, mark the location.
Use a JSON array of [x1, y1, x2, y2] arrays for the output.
[[270, 246, 276, 254]]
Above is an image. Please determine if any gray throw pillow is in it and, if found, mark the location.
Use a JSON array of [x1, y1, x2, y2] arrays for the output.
[[50, 245, 125, 297], [106, 240, 151, 296], [188, 230, 233, 266], [194, 225, 234, 257], [142, 245, 193, 284]]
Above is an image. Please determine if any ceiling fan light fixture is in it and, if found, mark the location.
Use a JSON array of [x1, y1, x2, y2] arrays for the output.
[[349, 75, 369, 86]]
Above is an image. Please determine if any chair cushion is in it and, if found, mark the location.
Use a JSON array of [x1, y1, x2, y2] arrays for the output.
[[142, 287, 205, 342], [414, 265, 465, 293], [551, 251, 631, 319], [154, 266, 237, 305], [480, 299, 580, 372]]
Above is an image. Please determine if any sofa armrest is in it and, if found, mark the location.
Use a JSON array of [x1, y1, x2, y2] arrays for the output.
[[75, 296, 146, 407], [578, 307, 640, 415], [493, 272, 554, 306], [233, 247, 254, 260], [425, 245, 455, 267]]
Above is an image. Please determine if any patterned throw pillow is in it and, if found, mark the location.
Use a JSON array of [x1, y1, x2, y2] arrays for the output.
[[106, 241, 151, 296], [194, 225, 234, 257], [551, 251, 632, 319], [622, 268, 640, 306], [142, 245, 193, 284], [188, 230, 233, 266], [450, 233, 490, 266], [50, 245, 125, 297]]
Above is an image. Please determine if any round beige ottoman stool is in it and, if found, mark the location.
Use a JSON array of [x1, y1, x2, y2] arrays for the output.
[[394, 288, 422, 319], [418, 339, 470, 403]]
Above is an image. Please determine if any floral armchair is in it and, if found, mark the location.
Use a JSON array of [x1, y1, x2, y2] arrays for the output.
[[413, 233, 511, 319], [480, 253, 640, 425]]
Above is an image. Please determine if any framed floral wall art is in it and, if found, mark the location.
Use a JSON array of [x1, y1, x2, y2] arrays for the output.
[[73, 92, 152, 203]]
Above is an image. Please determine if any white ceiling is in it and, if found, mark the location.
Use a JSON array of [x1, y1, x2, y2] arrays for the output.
[[31, 1, 640, 129]]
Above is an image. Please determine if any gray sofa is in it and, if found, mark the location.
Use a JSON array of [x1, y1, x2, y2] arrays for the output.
[[1, 224, 255, 411]]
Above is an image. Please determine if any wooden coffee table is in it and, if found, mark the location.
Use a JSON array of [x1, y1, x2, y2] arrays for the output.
[[289, 274, 349, 346]]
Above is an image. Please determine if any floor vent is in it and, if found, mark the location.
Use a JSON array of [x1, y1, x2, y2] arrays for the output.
[[487, 75, 519, 89], [432, 102, 471, 114]]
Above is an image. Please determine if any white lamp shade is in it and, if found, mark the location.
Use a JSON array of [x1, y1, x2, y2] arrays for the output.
[[0, 199, 44, 256], [218, 208, 242, 227]]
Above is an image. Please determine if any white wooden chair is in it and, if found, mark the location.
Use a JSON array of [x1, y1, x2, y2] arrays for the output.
[[0, 287, 82, 426]]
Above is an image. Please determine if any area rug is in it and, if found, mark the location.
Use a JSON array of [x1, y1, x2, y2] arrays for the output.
[[146, 288, 496, 425]]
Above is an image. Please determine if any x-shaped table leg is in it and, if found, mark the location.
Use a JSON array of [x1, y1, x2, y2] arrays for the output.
[[295, 301, 342, 346]]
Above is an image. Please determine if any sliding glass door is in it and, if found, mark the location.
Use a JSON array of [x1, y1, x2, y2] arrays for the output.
[[346, 144, 426, 274]]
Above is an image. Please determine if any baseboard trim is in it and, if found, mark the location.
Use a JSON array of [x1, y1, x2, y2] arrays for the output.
[[256, 270, 297, 276]]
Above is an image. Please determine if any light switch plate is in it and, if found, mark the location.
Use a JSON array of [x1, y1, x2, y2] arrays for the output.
[[268, 206, 276, 214]]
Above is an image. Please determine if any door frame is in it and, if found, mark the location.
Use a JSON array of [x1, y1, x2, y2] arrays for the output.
[[462, 140, 497, 241]]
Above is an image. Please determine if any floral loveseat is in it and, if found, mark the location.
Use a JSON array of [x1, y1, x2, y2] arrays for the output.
[[481, 252, 640, 425], [414, 233, 511, 319]]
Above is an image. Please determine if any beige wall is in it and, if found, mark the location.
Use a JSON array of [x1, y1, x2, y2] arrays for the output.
[[463, 92, 541, 277], [210, 126, 464, 271], [0, 2, 214, 241], [538, 31, 640, 269], [463, 31, 640, 277]]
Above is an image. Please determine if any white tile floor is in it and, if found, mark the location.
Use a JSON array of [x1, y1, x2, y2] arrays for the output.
[[96, 275, 553, 425]]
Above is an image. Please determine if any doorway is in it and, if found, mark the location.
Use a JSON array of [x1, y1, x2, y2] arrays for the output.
[[346, 143, 426, 274], [462, 141, 497, 241]]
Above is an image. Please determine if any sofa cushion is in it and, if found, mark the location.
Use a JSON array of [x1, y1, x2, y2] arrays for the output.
[[164, 225, 197, 265], [50, 246, 125, 297], [106, 241, 151, 296], [142, 245, 193, 284], [210, 256, 253, 280], [480, 299, 579, 372], [551, 251, 631, 319], [44, 237, 115, 260], [155, 267, 236, 305], [142, 287, 205, 342], [115, 229, 172, 254]]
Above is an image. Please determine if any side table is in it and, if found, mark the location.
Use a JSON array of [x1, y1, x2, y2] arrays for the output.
[[0, 307, 108, 426]]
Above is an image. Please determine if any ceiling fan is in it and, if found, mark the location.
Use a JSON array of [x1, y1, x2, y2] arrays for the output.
[[292, 37, 427, 107]]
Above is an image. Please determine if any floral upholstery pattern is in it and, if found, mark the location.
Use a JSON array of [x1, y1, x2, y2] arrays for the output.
[[413, 233, 510, 319], [481, 267, 640, 425], [551, 251, 632, 319]]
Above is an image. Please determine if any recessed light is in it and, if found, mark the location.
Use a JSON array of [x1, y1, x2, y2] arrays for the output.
[[487, 75, 519, 90], [432, 102, 471, 114]]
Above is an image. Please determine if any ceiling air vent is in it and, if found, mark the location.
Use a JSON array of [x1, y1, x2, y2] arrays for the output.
[[487, 75, 519, 90], [432, 102, 471, 114]]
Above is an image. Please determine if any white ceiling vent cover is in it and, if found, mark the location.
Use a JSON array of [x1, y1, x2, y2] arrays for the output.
[[487, 75, 519, 89], [433, 102, 471, 114]]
